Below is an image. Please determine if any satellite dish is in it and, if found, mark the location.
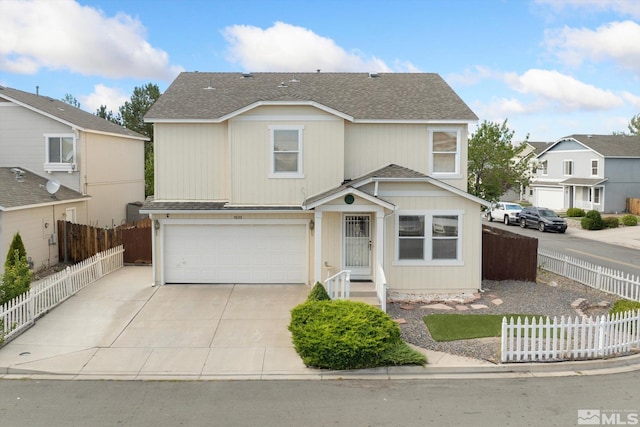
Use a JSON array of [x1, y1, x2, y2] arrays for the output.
[[46, 179, 60, 195]]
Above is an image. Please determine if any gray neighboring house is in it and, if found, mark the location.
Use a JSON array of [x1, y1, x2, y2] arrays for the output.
[[531, 134, 640, 213]]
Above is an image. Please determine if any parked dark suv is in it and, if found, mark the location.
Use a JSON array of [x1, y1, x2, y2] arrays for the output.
[[518, 207, 567, 233]]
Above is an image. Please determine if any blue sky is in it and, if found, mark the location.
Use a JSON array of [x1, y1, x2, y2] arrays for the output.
[[1, 0, 639, 141]]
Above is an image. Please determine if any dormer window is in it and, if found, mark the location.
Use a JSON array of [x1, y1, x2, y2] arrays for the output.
[[269, 125, 304, 178], [44, 134, 76, 173]]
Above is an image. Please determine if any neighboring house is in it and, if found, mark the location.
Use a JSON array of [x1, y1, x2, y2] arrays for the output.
[[141, 72, 488, 297], [504, 141, 550, 203], [0, 167, 90, 275], [531, 134, 640, 212], [0, 86, 148, 229]]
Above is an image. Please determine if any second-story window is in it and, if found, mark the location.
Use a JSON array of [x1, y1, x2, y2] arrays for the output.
[[44, 134, 76, 173], [591, 160, 599, 176], [563, 160, 573, 176], [270, 125, 304, 178], [430, 129, 460, 176], [539, 160, 548, 175]]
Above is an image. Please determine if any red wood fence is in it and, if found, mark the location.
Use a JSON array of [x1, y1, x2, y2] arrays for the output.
[[482, 225, 538, 282]]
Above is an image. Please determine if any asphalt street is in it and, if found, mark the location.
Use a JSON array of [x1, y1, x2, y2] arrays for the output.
[[485, 219, 640, 277]]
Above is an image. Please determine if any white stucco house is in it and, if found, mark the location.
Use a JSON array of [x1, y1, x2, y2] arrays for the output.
[[141, 72, 488, 302]]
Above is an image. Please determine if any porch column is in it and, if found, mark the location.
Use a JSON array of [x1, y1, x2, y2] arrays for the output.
[[375, 211, 384, 272], [314, 211, 323, 284]]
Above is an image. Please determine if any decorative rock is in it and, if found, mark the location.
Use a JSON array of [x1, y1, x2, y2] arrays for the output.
[[597, 301, 611, 308], [470, 304, 489, 310], [455, 305, 469, 311], [394, 318, 407, 324], [491, 298, 504, 306], [422, 303, 454, 311], [400, 304, 415, 310], [571, 298, 587, 309], [548, 281, 558, 287]]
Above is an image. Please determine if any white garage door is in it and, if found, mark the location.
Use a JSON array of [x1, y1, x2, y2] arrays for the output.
[[163, 224, 307, 284], [535, 188, 564, 210]]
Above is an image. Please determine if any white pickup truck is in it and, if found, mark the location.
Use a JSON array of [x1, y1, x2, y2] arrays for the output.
[[486, 202, 523, 225]]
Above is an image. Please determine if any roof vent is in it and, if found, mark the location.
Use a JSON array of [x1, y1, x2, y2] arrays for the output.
[[278, 82, 288, 88], [369, 72, 380, 78], [242, 72, 253, 78], [203, 79, 215, 90], [11, 168, 25, 182], [587, 134, 592, 138], [289, 75, 299, 83]]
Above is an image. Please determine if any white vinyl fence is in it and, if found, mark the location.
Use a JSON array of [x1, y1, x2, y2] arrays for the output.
[[502, 311, 640, 362], [1, 246, 124, 344], [538, 248, 640, 302]]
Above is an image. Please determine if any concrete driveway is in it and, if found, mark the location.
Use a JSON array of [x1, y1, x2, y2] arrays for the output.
[[0, 266, 319, 379]]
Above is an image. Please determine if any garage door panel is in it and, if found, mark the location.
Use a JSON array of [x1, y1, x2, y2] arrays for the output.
[[164, 224, 307, 284], [536, 188, 564, 210]]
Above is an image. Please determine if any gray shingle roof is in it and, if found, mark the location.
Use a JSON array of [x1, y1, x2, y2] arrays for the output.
[[564, 134, 640, 157], [0, 167, 90, 210], [0, 86, 148, 140], [145, 72, 478, 122], [140, 199, 303, 212]]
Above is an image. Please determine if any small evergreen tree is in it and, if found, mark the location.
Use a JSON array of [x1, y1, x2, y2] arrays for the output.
[[0, 250, 32, 305], [5, 232, 27, 271]]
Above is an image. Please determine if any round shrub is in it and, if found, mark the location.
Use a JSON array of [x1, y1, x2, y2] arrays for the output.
[[603, 217, 619, 228], [610, 299, 640, 316], [289, 300, 401, 370], [307, 282, 331, 302], [581, 210, 604, 230], [622, 214, 638, 226], [566, 207, 585, 217]]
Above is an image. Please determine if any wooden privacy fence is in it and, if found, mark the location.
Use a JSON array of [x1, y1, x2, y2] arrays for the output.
[[627, 198, 640, 215], [1, 246, 124, 344], [501, 311, 640, 362], [482, 225, 538, 282], [538, 248, 640, 302], [58, 218, 151, 265]]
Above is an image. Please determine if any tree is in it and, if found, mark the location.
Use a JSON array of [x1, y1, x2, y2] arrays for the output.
[[118, 83, 161, 197], [467, 120, 530, 202], [62, 93, 81, 108], [628, 113, 639, 136], [95, 105, 122, 125], [5, 232, 26, 271]]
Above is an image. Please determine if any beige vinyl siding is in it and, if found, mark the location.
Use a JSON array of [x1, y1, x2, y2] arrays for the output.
[[81, 132, 144, 227], [229, 108, 344, 205], [0, 202, 88, 275], [382, 190, 482, 294], [319, 212, 342, 277], [344, 123, 468, 191], [154, 123, 229, 200]]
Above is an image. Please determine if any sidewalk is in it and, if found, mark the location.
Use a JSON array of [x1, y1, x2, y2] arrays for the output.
[[564, 219, 640, 250]]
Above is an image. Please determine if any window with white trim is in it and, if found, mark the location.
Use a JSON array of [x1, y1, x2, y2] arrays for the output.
[[430, 129, 460, 176], [591, 159, 598, 176], [593, 187, 601, 204], [44, 134, 76, 172], [539, 160, 548, 175], [269, 125, 303, 178], [563, 160, 573, 176], [396, 211, 462, 264]]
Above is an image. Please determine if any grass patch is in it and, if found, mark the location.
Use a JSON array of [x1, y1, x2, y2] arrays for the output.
[[424, 314, 544, 342]]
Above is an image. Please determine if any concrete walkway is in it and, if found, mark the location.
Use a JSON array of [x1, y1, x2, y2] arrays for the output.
[[2, 219, 640, 381]]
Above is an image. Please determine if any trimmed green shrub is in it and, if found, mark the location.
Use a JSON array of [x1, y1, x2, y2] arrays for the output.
[[622, 214, 638, 226], [290, 300, 411, 370], [603, 217, 619, 228], [581, 210, 604, 230], [610, 299, 640, 316], [307, 282, 331, 302], [566, 208, 585, 217]]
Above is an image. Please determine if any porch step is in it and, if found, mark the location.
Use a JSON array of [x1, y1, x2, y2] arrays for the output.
[[349, 282, 380, 308]]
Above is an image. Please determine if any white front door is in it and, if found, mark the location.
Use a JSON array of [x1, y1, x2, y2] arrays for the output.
[[343, 214, 372, 279]]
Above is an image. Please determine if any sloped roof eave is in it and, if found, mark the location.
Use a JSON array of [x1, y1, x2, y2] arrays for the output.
[[303, 187, 396, 210]]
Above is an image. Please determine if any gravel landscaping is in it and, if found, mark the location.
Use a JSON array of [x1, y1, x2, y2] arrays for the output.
[[387, 270, 620, 364]]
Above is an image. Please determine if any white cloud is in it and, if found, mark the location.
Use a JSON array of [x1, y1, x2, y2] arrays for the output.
[[545, 21, 640, 74], [0, 0, 183, 80], [80, 84, 129, 113], [536, 0, 640, 19], [222, 22, 416, 72], [447, 66, 504, 86], [504, 69, 624, 111]]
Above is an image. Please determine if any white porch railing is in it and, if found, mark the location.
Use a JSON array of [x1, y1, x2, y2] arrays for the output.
[[1, 246, 124, 344], [325, 270, 351, 300], [538, 248, 640, 302], [501, 311, 640, 362], [375, 264, 388, 312]]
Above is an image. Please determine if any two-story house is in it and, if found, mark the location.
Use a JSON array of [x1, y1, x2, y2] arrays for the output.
[[531, 134, 640, 213], [0, 85, 147, 273], [141, 72, 488, 299]]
